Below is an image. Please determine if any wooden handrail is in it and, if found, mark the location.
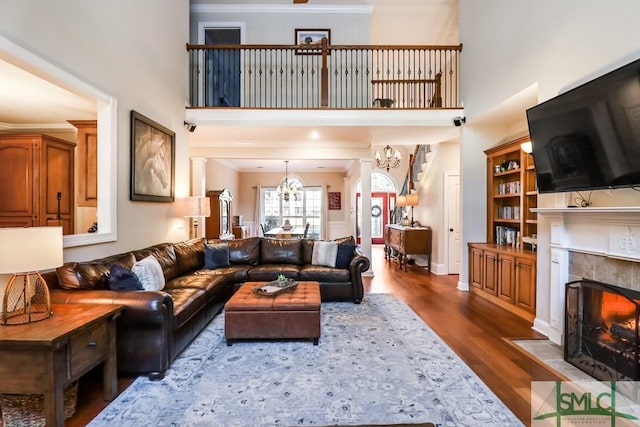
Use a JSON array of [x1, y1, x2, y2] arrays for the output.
[[186, 43, 463, 51]]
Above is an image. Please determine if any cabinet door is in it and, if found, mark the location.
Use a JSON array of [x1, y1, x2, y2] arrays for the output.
[[0, 138, 38, 222], [498, 254, 515, 303], [515, 257, 536, 313], [41, 137, 75, 235], [469, 247, 484, 289], [483, 250, 499, 296]]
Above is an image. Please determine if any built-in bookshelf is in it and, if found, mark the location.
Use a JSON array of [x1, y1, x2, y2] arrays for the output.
[[485, 135, 537, 249]]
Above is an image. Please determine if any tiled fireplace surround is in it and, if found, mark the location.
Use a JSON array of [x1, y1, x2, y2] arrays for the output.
[[533, 207, 640, 345]]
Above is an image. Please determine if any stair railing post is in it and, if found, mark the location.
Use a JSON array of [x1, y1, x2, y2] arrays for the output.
[[321, 37, 329, 107]]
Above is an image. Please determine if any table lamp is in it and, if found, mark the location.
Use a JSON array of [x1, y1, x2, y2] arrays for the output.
[[396, 195, 410, 225], [406, 193, 419, 226], [177, 197, 211, 238], [0, 226, 63, 325]]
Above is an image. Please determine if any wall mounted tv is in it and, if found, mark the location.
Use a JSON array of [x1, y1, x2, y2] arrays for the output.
[[526, 57, 640, 194]]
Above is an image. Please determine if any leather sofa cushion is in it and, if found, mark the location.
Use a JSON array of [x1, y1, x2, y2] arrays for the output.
[[134, 243, 178, 282], [194, 265, 249, 284], [57, 252, 136, 290], [260, 238, 302, 265], [247, 264, 300, 282], [174, 238, 205, 276], [163, 287, 208, 330], [299, 265, 351, 282], [228, 237, 260, 265], [165, 273, 227, 295]]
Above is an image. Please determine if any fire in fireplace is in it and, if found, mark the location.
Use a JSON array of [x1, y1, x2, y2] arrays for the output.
[[565, 279, 640, 380]]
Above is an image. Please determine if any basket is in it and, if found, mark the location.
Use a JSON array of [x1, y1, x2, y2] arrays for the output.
[[0, 381, 78, 427]]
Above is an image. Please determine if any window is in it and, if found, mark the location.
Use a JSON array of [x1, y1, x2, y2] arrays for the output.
[[261, 182, 322, 239]]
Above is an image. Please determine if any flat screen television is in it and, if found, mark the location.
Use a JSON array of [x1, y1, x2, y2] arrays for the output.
[[526, 57, 640, 193]]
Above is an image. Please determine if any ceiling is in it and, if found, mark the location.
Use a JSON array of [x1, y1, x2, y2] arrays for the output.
[[0, 0, 462, 173]]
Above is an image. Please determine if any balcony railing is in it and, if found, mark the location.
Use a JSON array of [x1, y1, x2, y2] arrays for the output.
[[187, 41, 462, 110]]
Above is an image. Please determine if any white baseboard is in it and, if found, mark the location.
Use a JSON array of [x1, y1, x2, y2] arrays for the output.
[[532, 318, 561, 344], [457, 280, 469, 291]]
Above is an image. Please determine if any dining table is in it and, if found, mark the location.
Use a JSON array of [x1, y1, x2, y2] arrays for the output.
[[264, 226, 306, 239]]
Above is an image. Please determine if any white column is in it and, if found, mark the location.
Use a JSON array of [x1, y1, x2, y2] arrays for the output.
[[360, 159, 373, 276], [190, 157, 208, 238]]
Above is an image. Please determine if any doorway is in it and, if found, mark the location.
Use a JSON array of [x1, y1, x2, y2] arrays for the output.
[[356, 192, 396, 244], [445, 173, 460, 274], [355, 172, 397, 245], [204, 28, 241, 107]]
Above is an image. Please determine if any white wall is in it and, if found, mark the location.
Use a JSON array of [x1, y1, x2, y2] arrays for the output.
[[190, 5, 371, 45], [459, 0, 640, 329], [0, 1, 191, 261], [414, 141, 460, 273]]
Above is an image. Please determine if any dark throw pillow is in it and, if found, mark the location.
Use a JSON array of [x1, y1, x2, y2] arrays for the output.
[[204, 242, 230, 269], [106, 264, 143, 291], [335, 243, 356, 269]]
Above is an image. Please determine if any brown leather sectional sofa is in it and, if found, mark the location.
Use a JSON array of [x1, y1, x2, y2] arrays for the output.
[[44, 236, 370, 380]]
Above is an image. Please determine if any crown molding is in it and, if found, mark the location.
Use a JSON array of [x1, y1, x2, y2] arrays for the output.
[[190, 4, 374, 15], [0, 122, 76, 133]]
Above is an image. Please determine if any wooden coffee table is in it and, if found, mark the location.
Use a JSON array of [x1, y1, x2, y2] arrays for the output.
[[225, 281, 321, 345]]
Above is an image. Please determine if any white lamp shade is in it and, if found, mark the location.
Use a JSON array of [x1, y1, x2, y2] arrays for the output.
[[176, 197, 211, 218], [406, 193, 419, 207], [0, 227, 63, 274], [521, 141, 533, 154]]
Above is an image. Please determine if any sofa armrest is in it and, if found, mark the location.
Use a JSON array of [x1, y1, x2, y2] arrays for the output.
[[50, 289, 173, 325], [50, 289, 174, 378], [348, 247, 370, 304]]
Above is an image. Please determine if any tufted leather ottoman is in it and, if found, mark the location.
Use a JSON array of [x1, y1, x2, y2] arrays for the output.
[[225, 281, 321, 345]]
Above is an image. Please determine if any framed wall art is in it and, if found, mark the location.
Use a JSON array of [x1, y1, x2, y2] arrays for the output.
[[328, 191, 341, 210], [130, 110, 175, 202], [295, 28, 331, 55]]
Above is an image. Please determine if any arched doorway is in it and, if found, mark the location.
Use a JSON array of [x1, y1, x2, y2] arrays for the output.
[[356, 172, 397, 244]]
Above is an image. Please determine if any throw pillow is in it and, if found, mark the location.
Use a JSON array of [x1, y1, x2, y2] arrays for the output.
[[312, 241, 339, 268], [105, 264, 143, 291], [131, 255, 165, 291], [204, 242, 230, 269], [335, 243, 356, 269]]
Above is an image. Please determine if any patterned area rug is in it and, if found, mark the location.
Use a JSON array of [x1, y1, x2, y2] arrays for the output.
[[89, 294, 522, 426]]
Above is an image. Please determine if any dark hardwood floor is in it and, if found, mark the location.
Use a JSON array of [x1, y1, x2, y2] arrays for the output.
[[61, 245, 560, 426]]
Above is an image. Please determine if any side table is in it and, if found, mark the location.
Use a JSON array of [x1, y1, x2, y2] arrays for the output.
[[0, 303, 123, 427]]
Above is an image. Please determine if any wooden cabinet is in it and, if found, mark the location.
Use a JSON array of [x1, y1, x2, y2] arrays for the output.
[[0, 304, 122, 427], [0, 134, 75, 234], [485, 135, 537, 247], [205, 188, 234, 240], [68, 120, 98, 207], [468, 243, 536, 321], [472, 135, 538, 322], [384, 224, 432, 271]]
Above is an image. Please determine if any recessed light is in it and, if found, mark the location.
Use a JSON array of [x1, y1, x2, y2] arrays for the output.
[[310, 131, 320, 140]]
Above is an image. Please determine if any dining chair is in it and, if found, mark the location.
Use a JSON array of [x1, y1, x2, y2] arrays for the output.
[[260, 223, 266, 236], [302, 223, 310, 238]]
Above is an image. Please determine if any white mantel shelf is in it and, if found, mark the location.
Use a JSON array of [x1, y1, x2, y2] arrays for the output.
[[533, 207, 640, 214]]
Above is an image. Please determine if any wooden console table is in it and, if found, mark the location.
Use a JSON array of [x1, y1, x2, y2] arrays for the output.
[[0, 303, 123, 427], [384, 224, 432, 271]]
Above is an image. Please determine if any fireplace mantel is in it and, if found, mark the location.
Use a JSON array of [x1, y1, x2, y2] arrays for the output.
[[532, 206, 640, 345]]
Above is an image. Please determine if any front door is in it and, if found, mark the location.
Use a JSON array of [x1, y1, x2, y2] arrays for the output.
[[356, 192, 395, 244]]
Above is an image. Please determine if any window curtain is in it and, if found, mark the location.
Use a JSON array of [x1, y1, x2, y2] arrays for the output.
[[254, 186, 262, 236], [322, 185, 329, 239]]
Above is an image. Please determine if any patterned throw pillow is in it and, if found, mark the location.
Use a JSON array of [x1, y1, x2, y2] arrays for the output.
[[311, 241, 339, 268], [131, 255, 165, 291]]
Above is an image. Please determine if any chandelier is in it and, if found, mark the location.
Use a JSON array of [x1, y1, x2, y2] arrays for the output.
[[375, 145, 401, 171], [277, 160, 301, 202]]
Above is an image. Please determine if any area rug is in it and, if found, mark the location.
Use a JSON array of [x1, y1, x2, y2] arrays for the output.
[[89, 294, 522, 426]]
